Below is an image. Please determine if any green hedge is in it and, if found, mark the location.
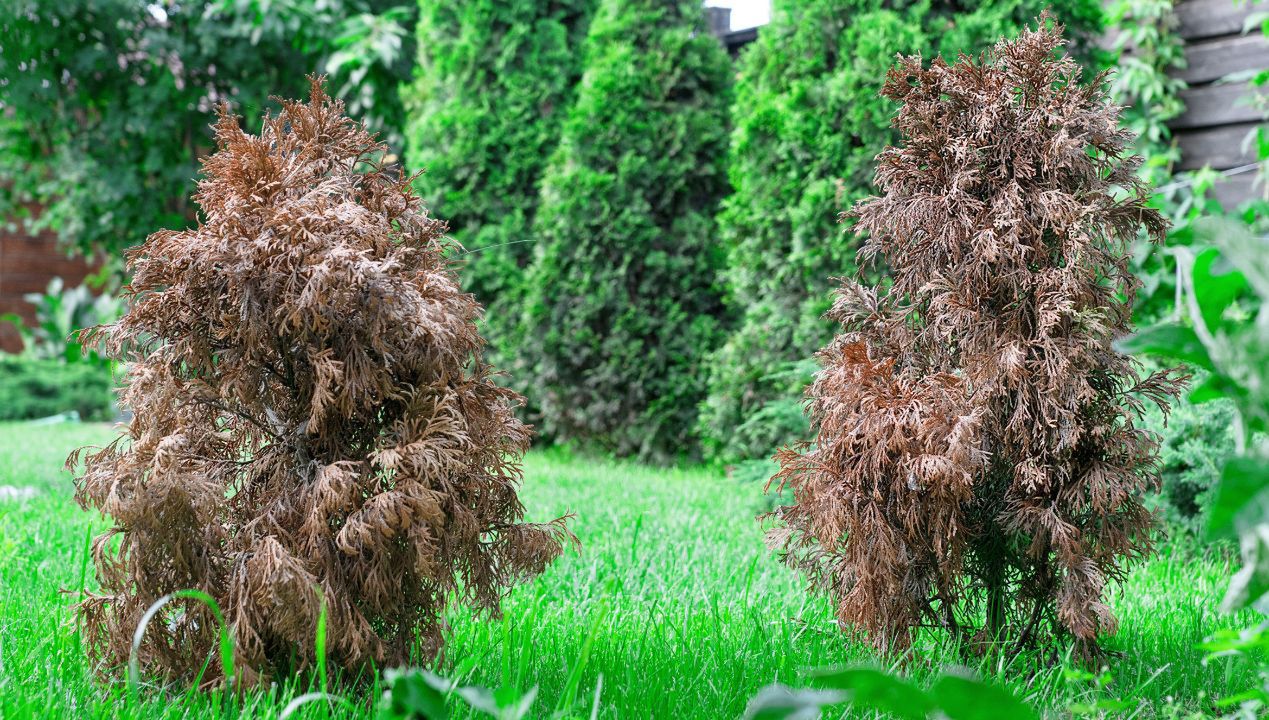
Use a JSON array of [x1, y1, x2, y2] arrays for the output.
[[404, 0, 595, 376], [518, 0, 733, 462], [700, 0, 1105, 463], [0, 356, 116, 421]]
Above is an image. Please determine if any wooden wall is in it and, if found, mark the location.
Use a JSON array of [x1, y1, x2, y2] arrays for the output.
[[0, 213, 100, 353], [1173, 0, 1269, 206]]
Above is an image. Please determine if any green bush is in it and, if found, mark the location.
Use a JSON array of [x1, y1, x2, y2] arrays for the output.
[[403, 0, 595, 365], [518, 0, 733, 462], [1141, 386, 1237, 536], [700, 0, 1104, 463], [1, 277, 123, 365], [0, 0, 414, 258], [0, 356, 115, 421]]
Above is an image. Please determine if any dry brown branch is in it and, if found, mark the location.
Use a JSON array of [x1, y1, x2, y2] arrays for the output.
[[764, 16, 1186, 656], [69, 78, 573, 686]]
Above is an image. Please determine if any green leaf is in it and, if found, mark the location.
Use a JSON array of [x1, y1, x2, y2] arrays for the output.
[[1069, 699, 1136, 715], [1116, 323, 1213, 370], [808, 667, 933, 720], [1206, 457, 1269, 541], [930, 674, 1038, 720], [1200, 624, 1269, 655], [743, 685, 847, 720], [380, 669, 450, 720], [1223, 525, 1269, 612], [1246, 10, 1269, 35], [1190, 246, 1249, 332], [1217, 688, 1269, 707], [1188, 373, 1242, 404], [1197, 217, 1269, 302]]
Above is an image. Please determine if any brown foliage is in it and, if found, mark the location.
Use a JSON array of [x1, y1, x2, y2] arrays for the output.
[[764, 17, 1186, 655], [69, 79, 574, 686]]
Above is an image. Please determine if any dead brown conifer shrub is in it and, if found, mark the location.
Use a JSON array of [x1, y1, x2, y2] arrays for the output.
[[69, 78, 574, 686], [764, 16, 1185, 656]]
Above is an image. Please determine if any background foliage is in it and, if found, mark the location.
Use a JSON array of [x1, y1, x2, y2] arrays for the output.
[[2, 1, 1269, 716], [404, 0, 595, 374], [0, 356, 115, 421], [0, 0, 415, 258], [516, 0, 733, 462]]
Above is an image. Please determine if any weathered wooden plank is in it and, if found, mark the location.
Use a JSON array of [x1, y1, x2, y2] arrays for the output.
[[1179, 34, 1269, 84], [1177, 122, 1261, 169], [1210, 170, 1263, 208], [1176, 0, 1262, 41], [1173, 81, 1269, 128]]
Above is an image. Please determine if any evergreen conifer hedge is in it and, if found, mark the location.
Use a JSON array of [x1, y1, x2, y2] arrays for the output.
[[519, 0, 733, 462], [404, 0, 595, 364]]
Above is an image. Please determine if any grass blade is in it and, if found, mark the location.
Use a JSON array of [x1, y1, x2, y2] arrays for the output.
[[279, 692, 354, 719], [129, 589, 234, 706]]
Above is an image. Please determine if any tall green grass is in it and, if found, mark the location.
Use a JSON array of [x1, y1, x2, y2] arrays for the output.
[[0, 422, 1255, 718]]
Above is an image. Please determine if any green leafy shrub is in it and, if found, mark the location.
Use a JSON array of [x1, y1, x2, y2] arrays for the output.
[[1123, 219, 1269, 604], [403, 0, 595, 370], [1140, 385, 1236, 537], [518, 0, 733, 462], [701, 0, 1104, 463], [1, 277, 123, 365], [1122, 218, 1269, 716], [0, 356, 115, 421], [0, 0, 415, 257]]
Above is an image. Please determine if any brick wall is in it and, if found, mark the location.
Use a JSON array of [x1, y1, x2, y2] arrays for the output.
[[0, 212, 101, 353]]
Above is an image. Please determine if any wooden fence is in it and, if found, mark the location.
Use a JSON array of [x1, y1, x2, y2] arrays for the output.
[[1174, 0, 1269, 205]]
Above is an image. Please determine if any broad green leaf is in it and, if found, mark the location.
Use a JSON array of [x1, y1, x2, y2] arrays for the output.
[[1116, 323, 1213, 370], [380, 669, 450, 720], [1198, 217, 1269, 302], [1216, 688, 1269, 708], [1190, 246, 1249, 333], [809, 667, 933, 720], [930, 674, 1038, 720], [1200, 624, 1269, 655], [1188, 373, 1243, 405], [1224, 522, 1269, 612], [743, 685, 846, 720], [1206, 457, 1269, 541]]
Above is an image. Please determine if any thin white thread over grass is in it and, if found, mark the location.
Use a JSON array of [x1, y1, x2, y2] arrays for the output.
[[589, 673, 603, 720]]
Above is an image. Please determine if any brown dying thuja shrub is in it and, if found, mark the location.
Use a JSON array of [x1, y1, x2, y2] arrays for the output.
[[69, 79, 574, 685], [764, 17, 1186, 656]]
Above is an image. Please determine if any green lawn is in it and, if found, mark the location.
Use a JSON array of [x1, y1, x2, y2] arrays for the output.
[[0, 421, 1257, 718]]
